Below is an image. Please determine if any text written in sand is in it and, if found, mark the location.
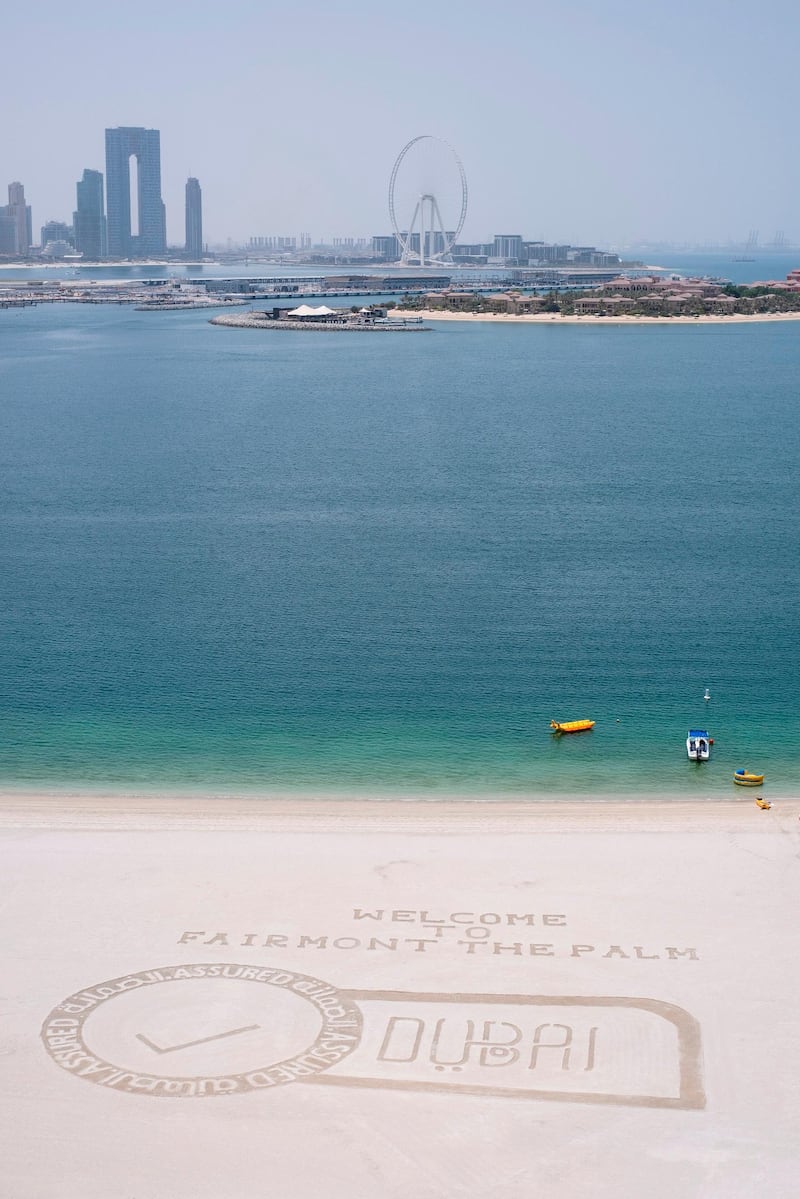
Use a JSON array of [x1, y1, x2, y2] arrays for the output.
[[177, 903, 698, 961]]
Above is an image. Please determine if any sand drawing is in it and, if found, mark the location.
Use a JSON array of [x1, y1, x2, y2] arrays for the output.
[[41, 964, 704, 1109]]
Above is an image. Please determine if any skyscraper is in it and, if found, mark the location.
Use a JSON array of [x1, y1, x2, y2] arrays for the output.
[[5, 182, 31, 255], [105, 127, 166, 257], [0, 213, 16, 255], [73, 169, 107, 260], [185, 177, 202, 258]]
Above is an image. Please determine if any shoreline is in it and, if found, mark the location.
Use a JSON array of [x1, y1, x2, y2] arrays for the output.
[[392, 307, 800, 325], [3, 778, 797, 800], [2, 788, 797, 832]]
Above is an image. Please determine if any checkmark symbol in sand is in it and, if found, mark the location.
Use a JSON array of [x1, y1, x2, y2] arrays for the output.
[[135, 1024, 260, 1054]]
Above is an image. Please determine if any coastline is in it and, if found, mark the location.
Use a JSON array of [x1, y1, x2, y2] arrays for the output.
[[392, 307, 800, 325], [2, 787, 797, 831]]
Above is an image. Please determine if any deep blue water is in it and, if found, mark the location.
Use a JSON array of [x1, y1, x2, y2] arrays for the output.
[[1, 303, 798, 796], [645, 252, 800, 286]]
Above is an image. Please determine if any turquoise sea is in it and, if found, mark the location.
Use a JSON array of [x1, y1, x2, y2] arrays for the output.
[[1, 299, 799, 798]]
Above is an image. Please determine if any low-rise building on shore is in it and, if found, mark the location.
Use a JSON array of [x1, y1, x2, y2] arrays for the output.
[[397, 270, 800, 319], [417, 290, 549, 315]]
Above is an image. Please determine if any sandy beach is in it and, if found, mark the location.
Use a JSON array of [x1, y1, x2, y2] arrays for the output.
[[392, 307, 800, 325], [3, 789, 799, 1197]]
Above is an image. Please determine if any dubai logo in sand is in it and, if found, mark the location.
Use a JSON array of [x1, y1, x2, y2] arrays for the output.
[[41, 964, 705, 1108], [41, 965, 363, 1097]]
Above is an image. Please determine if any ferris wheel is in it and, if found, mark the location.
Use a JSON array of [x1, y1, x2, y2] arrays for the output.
[[388, 136, 468, 266]]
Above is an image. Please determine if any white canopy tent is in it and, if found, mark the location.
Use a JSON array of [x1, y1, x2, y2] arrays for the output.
[[286, 304, 338, 318]]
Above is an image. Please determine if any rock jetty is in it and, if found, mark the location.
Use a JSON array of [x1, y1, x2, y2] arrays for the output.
[[209, 311, 430, 333]]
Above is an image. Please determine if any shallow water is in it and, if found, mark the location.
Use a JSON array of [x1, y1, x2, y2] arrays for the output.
[[1, 303, 798, 796]]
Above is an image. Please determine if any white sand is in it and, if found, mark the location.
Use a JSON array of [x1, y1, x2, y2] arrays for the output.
[[3, 791, 799, 1197], [392, 308, 800, 325]]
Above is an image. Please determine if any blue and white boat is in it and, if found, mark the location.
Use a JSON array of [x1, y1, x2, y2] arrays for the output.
[[686, 729, 711, 761]]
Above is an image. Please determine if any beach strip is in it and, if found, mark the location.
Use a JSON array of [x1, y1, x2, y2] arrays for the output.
[[2, 787, 798, 831], [3, 787, 800, 1195], [392, 307, 800, 325]]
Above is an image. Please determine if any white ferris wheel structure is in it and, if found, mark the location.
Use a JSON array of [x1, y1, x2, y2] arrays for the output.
[[388, 136, 468, 267]]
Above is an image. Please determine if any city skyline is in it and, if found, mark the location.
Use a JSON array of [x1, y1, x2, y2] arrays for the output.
[[3, 164, 798, 260], [3, 0, 799, 248], [5, 134, 798, 260]]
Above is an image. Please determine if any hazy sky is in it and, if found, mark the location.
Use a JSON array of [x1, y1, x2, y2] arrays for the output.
[[4, 0, 798, 248]]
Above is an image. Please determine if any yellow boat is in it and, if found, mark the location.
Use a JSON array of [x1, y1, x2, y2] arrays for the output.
[[755, 797, 771, 810], [550, 719, 595, 735], [733, 770, 764, 786]]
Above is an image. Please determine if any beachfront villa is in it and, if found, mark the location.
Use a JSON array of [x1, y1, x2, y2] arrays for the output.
[[749, 267, 800, 290], [401, 271, 800, 319], [421, 290, 550, 315]]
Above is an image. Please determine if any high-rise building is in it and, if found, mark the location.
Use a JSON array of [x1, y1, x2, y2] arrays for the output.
[[452, 243, 493, 259], [41, 221, 74, 247], [5, 182, 31, 255], [493, 234, 524, 261], [105, 127, 166, 257], [371, 235, 401, 260], [0, 213, 17, 254], [73, 169, 107, 260], [540, 244, 571, 262], [185, 177, 202, 258]]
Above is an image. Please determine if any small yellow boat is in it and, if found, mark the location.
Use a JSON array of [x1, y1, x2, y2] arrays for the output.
[[550, 719, 595, 735], [755, 797, 771, 810], [734, 770, 764, 786]]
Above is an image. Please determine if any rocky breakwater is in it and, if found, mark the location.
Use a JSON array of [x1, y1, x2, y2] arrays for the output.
[[210, 310, 430, 333]]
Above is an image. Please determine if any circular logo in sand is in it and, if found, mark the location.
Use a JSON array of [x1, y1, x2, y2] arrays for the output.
[[41, 964, 362, 1098]]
